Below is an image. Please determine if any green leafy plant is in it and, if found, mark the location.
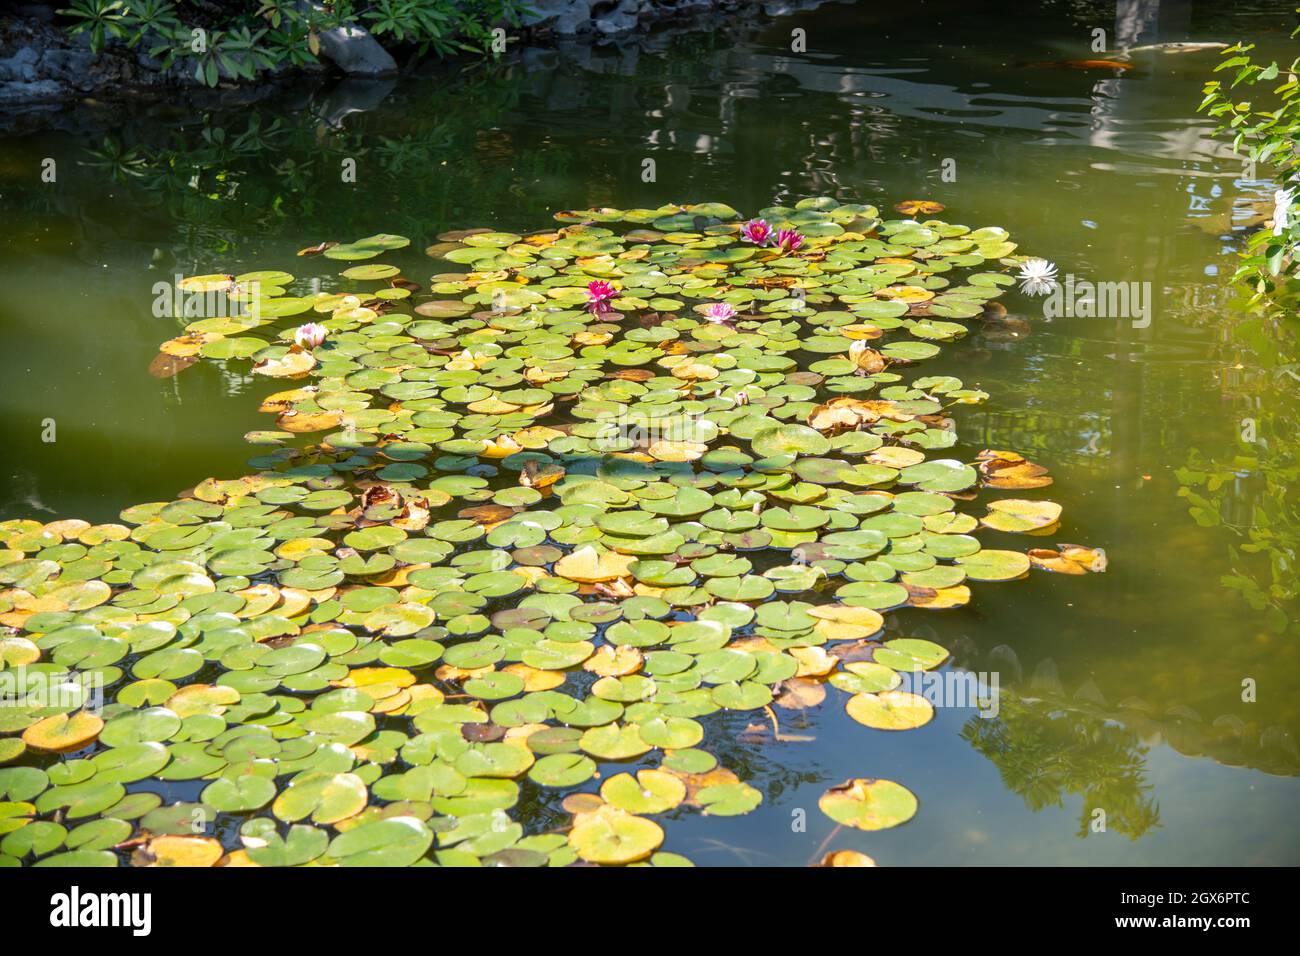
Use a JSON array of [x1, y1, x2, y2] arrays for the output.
[[120, 0, 183, 47], [254, 0, 308, 29], [364, 0, 451, 46], [1199, 22, 1300, 304], [56, 0, 129, 54], [184, 26, 278, 86], [263, 19, 322, 70]]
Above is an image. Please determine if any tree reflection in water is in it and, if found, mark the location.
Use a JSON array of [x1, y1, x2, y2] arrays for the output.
[[962, 694, 1162, 840]]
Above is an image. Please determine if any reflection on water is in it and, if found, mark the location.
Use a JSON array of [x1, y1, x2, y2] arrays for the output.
[[1, 0, 1297, 864], [964, 695, 1162, 841]]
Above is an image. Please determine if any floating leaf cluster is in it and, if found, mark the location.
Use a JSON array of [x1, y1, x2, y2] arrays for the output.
[[0, 199, 1101, 867]]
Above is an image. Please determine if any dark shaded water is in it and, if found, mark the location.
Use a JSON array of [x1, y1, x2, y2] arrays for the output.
[[1, 0, 1297, 864]]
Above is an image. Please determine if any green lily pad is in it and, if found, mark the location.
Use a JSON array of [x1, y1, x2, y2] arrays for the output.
[[873, 638, 950, 671], [201, 775, 277, 813], [328, 816, 433, 867]]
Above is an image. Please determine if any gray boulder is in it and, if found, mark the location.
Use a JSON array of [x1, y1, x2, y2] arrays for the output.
[[294, 1, 397, 76]]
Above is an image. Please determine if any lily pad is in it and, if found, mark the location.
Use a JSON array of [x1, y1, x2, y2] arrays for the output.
[[819, 778, 918, 830], [569, 805, 664, 864], [846, 690, 935, 730]]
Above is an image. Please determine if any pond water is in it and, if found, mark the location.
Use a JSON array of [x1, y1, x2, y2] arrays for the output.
[[1, 0, 1297, 866]]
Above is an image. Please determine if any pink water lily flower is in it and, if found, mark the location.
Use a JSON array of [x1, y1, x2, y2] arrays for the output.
[[776, 228, 805, 252], [740, 218, 773, 245], [704, 302, 735, 323], [586, 280, 619, 308], [293, 323, 327, 349]]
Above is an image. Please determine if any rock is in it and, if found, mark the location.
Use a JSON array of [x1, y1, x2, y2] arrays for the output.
[[527, 0, 599, 36], [316, 24, 398, 76], [589, 0, 644, 36], [294, 1, 397, 76], [37, 49, 97, 82], [0, 79, 63, 103], [553, 17, 591, 37], [594, 15, 638, 35], [521, 0, 590, 27], [553, 3, 598, 36], [0, 47, 40, 83], [136, 50, 165, 73]]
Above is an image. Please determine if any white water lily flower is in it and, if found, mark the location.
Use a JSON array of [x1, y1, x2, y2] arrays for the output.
[[1272, 187, 1295, 236], [1017, 258, 1059, 296], [293, 322, 327, 349]]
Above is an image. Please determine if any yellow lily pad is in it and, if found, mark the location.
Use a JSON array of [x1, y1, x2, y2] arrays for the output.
[[846, 690, 935, 730], [819, 777, 918, 831], [569, 804, 664, 864], [21, 712, 104, 752]]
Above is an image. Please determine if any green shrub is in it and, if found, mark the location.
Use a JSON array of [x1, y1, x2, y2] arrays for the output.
[[56, 0, 534, 87]]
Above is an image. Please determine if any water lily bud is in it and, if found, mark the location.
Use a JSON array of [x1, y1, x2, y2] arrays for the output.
[[775, 228, 805, 252]]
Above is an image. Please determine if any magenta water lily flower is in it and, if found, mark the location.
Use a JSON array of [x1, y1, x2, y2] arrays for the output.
[[740, 218, 773, 246], [586, 280, 619, 310], [293, 322, 327, 349], [704, 302, 735, 323], [776, 228, 805, 252]]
